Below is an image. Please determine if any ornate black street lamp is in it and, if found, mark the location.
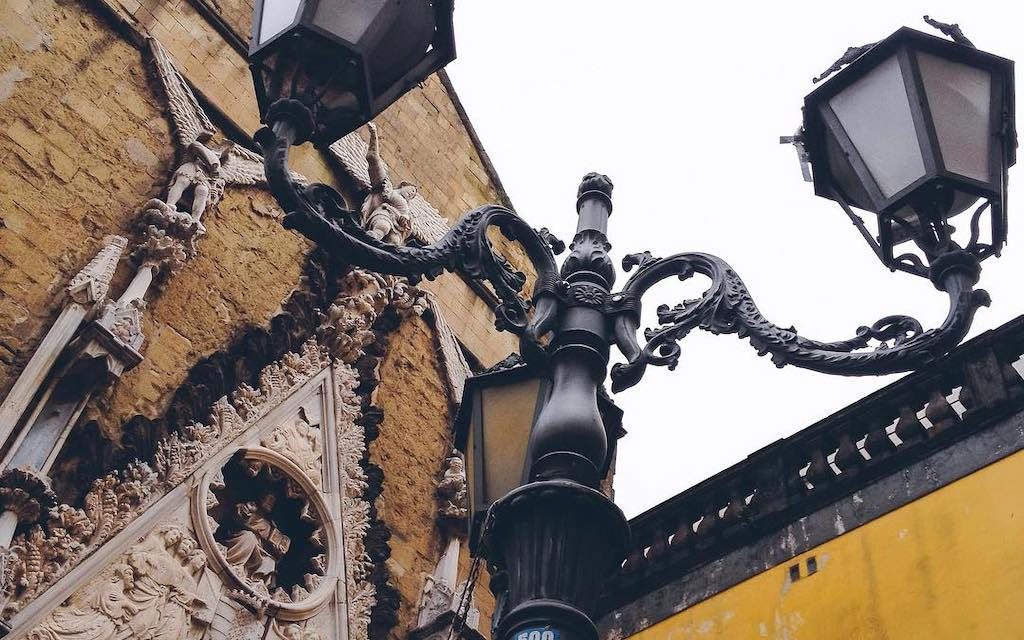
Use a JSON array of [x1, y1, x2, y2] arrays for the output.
[[801, 25, 1015, 276], [249, 11, 1014, 640], [452, 356, 624, 547], [249, 0, 454, 145]]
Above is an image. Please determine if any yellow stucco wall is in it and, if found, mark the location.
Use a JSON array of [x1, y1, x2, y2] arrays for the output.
[[629, 449, 1024, 640]]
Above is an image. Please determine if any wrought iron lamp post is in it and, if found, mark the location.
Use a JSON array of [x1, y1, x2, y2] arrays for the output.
[[248, 9, 1015, 640]]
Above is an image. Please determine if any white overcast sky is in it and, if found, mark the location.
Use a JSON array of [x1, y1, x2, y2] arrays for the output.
[[444, 1, 1024, 518]]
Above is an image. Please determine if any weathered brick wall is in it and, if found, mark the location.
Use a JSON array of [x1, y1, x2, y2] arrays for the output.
[[0, 0, 316, 431], [0, 0, 172, 394], [200, 0, 253, 43], [99, 187, 309, 435], [373, 315, 496, 638]]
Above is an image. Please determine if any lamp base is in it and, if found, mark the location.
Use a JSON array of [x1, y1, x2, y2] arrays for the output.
[[487, 480, 629, 640]]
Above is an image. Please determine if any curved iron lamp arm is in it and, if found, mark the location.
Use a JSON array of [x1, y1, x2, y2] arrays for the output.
[[608, 249, 989, 392], [256, 103, 991, 397], [255, 108, 563, 360]]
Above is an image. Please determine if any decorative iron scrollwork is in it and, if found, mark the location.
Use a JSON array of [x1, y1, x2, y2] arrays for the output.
[[256, 120, 562, 360], [257, 108, 993, 397], [608, 250, 988, 392]]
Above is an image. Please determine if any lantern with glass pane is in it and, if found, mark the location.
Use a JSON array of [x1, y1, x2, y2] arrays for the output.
[[248, 0, 455, 146], [802, 27, 1015, 276], [454, 359, 624, 550]]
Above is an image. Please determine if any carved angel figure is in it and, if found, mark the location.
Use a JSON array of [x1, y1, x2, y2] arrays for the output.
[[360, 123, 417, 245], [147, 39, 272, 231], [223, 500, 291, 589]]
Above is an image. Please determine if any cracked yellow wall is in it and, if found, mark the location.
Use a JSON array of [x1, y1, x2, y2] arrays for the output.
[[629, 449, 1024, 639]]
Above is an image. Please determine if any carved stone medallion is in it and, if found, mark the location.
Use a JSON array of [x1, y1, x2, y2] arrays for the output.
[[192, 448, 337, 621]]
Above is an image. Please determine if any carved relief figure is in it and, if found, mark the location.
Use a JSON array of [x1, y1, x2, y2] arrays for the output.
[[205, 452, 331, 606], [223, 498, 291, 590], [28, 526, 209, 640], [261, 415, 323, 489], [360, 123, 417, 245], [164, 139, 228, 227]]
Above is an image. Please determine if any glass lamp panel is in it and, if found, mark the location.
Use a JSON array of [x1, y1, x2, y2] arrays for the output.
[[312, 0, 389, 45], [480, 378, 544, 505], [259, 0, 303, 44], [917, 51, 993, 184], [824, 131, 874, 209], [829, 54, 927, 198]]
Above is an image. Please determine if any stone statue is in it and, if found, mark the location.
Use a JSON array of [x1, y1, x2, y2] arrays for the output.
[[142, 39, 278, 261], [360, 123, 417, 245], [164, 139, 228, 225], [223, 499, 291, 589], [437, 453, 468, 522]]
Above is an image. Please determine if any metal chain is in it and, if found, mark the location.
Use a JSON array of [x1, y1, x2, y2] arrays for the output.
[[447, 553, 483, 640], [446, 505, 496, 640]]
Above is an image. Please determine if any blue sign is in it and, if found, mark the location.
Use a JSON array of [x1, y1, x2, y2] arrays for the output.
[[516, 628, 560, 640]]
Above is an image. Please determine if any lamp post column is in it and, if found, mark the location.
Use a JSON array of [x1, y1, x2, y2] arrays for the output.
[[487, 174, 629, 640]]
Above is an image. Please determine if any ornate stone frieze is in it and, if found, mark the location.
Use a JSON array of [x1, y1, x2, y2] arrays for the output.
[[4, 270, 440, 637], [26, 525, 211, 640], [318, 269, 428, 364], [193, 449, 336, 619], [2, 342, 332, 619]]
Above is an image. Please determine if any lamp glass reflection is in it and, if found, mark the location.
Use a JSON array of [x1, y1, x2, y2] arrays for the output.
[[828, 54, 926, 198], [917, 51, 993, 183], [259, 0, 302, 45]]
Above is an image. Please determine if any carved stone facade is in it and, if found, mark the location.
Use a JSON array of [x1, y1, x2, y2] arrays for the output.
[[0, 0, 517, 637]]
